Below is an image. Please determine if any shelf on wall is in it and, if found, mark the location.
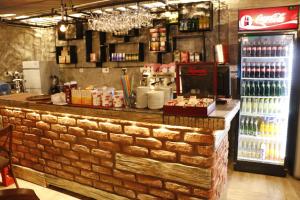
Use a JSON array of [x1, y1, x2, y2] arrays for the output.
[[56, 46, 77, 64], [85, 30, 107, 67]]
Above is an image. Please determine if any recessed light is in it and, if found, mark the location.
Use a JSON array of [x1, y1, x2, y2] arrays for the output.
[[15, 15, 29, 19]]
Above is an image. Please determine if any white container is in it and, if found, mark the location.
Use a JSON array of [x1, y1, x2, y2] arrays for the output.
[[156, 86, 173, 104], [147, 90, 164, 110], [113, 90, 124, 108], [136, 86, 151, 109]]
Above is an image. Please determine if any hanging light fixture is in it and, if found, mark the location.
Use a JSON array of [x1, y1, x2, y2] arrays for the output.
[[59, 0, 68, 32]]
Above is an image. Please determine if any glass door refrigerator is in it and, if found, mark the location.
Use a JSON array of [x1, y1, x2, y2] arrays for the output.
[[234, 5, 299, 177]]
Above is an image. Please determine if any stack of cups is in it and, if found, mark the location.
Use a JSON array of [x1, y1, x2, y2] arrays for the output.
[[147, 90, 164, 110], [102, 87, 114, 107], [113, 90, 124, 108]]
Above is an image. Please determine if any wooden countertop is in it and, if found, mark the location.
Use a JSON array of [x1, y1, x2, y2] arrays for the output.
[[0, 93, 240, 126]]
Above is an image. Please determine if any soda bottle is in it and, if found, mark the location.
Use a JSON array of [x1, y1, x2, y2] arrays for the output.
[[281, 81, 287, 96], [265, 63, 270, 78], [254, 118, 259, 136], [261, 142, 266, 160], [255, 82, 260, 96], [269, 142, 275, 160], [282, 41, 289, 56], [264, 119, 270, 137], [242, 62, 246, 77], [247, 42, 252, 56], [252, 98, 258, 114], [244, 117, 249, 135], [260, 120, 265, 137], [256, 41, 262, 57], [269, 120, 275, 138], [271, 81, 276, 96], [262, 41, 267, 57], [266, 41, 272, 57], [270, 62, 276, 78], [259, 98, 264, 114], [255, 62, 260, 78], [275, 62, 281, 78], [275, 142, 280, 161], [271, 41, 277, 57], [251, 41, 257, 57], [263, 99, 268, 114], [249, 117, 254, 135], [250, 63, 255, 78], [277, 41, 283, 57], [246, 62, 251, 78], [260, 62, 266, 78], [246, 81, 251, 96], [265, 81, 271, 96], [241, 81, 246, 96], [260, 81, 265, 96], [250, 81, 256, 96], [275, 81, 281, 96], [280, 62, 287, 78], [242, 42, 248, 56], [240, 117, 245, 134]]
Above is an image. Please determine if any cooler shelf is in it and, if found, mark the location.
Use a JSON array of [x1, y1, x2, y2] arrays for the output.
[[238, 157, 284, 166], [241, 78, 288, 81], [240, 113, 287, 118]]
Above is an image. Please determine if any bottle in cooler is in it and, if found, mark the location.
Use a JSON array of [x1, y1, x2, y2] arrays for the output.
[[254, 118, 259, 136], [260, 81, 265, 96], [242, 42, 248, 56], [282, 41, 289, 57], [271, 81, 276, 96], [244, 117, 249, 135], [251, 41, 257, 57], [256, 41, 262, 57], [269, 142, 275, 160], [266, 41, 272, 57], [280, 62, 287, 78], [255, 82, 260, 96], [276, 41, 283, 57], [269, 120, 275, 138], [258, 98, 264, 114], [263, 98, 269, 114], [247, 42, 252, 56], [241, 81, 246, 96], [250, 63, 255, 78], [246, 81, 251, 96], [246, 62, 251, 77], [265, 141, 270, 160], [240, 117, 245, 134], [250, 81, 256, 96], [275, 81, 281, 96], [242, 62, 246, 77], [249, 117, 254, 136], [264, 118, 270, 137], [260, 62, 265, 78], [261, 142, 266, 160], [255, 62, 260, 78], [275, 142, 280, 161], [252, 98, 258, 114], [270, 62, 276, 78], [260, 119, 265, 137], [271, 41, 277, 57], [265, 81, 271, 96], [281, 81, 287, 96], [265, 63, 271, 78], [251, 141, 256, 158], [275, 62, 281, 78], [261, 41, 267, 57]]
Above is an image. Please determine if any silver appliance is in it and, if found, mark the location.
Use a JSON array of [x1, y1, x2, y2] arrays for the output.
[[22, 61, 59, 94]]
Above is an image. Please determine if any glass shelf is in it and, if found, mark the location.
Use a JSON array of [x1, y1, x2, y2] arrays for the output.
[[240, 113, 287, 118], [241, 96, 289, 99], [241, 56, 289, 59], [241, 77, 288, 81], [238, 156, 284, 166], [239, 134, 282, 142]]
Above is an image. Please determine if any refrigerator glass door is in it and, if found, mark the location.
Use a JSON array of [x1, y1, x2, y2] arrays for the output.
[[238, 34, 294, 166]]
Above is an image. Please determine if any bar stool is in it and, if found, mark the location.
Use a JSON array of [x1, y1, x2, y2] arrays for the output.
[[0, 125, 40, 200]]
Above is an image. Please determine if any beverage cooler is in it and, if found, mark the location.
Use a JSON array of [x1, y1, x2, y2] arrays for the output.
[[234, 5, 299, 176]]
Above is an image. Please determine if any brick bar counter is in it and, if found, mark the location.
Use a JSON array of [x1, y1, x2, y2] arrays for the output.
[[0, 94, 239, 200]]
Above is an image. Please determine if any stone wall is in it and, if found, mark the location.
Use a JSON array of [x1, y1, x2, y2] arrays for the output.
[[1, 106, 228, 200], [0, 24, 55, 82]]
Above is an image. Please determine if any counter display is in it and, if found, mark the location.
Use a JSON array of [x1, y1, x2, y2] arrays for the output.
[[0, 93, 239, 200]]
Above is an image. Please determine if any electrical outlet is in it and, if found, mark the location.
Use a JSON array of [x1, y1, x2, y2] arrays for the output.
[[102, 68, 109, 73], [79, 68, 84, 73]]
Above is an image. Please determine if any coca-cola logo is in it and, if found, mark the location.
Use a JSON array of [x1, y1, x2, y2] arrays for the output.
[[240, 15, 253, 27], [255, 13, 286, 26]]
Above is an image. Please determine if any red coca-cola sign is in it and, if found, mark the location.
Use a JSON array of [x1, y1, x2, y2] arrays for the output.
[[239, 6, 299, 31]]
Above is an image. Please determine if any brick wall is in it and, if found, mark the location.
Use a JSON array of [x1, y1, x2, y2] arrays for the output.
[[0, 107, 228, 200]]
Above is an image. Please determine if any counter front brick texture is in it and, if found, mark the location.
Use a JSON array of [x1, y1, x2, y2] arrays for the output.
[[1, 107, 228, 200]]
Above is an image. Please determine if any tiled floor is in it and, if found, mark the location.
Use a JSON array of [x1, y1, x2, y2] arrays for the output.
[[0, 169, 299, 200]]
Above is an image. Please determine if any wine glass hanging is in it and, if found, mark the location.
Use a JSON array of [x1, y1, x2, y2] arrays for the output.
[[88, 6, 156, 34]]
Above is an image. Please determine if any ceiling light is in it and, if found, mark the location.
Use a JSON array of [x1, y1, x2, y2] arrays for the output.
[[0, 14, 16, 18], [116, 7, 127, 11], [143, 2, 165, 8], [69, 13, 84, 18]]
